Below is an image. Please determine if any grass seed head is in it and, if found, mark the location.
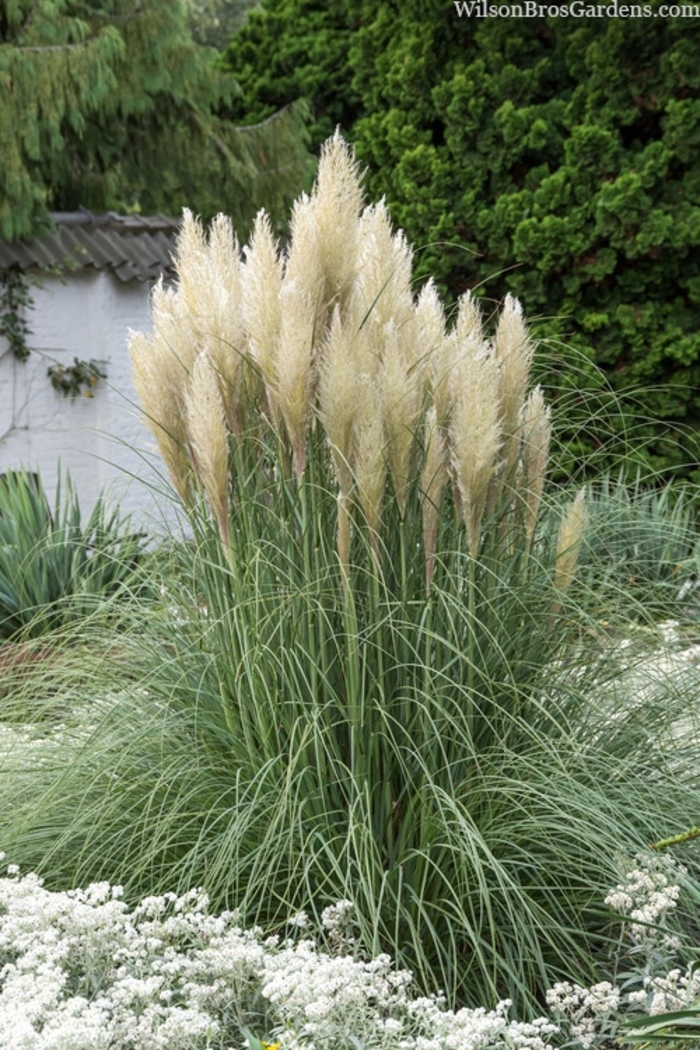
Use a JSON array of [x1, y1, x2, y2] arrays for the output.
[[494, 293, 535, 483], [352, 372, 386, 552], [128, 326, 193, 505], [554, 487, 588, 599], [421, 405, 449, 588], [449, 337, 503, 557], [185, 351, 231, 549], [242, 209, 284, 424], [519, 386, 552, 544], [276, 277, 317, 483]]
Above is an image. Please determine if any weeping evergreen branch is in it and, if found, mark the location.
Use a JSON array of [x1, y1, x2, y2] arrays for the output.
[[0, 0, 312, 240]]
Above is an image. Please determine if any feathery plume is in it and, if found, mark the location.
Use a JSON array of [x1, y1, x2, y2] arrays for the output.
[[493, 294, 535, 484], [128, 327, 192, 505], [185, 351, 231, 548], [552, 487, 588, 612], [318, 306, 365, 499], [308, 129, 364, 312], [242, 209, 283, 423], [149, 278, 200, 375], [453, 290, 485, 344], [421, 406, 449, 589], [352, 372, 386, 556], [519, 386, 551, 544], [356, 201, 414, 331], [276, 277, 316, 483], [379, 320, 424, 514], [284, 192, 325, 324], [175, 209, 209, 324], [415, 279, 447, 377], [201, 214, 248, 436], [433, 291, 484, 430], [450, 337, 502, 557], [282, 133, 363, 340]]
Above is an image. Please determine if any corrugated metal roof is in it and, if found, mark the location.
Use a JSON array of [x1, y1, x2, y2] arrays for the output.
[[0, 209, 179, 282]]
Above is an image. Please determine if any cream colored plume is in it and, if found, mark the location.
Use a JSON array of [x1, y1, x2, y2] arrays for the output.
[[201, 213, 248, 436], [283, 192, 325, 326], [434, 291, 484, 430], [519, 386, 551, 544], [352, 372, 386, 555], [276, 277, 316, 483], [308, 130, 364, 310], [356, 201, 414, 331], [185, 351, 230, 548], [421, 406, 449, 589], [494, 294, 535, 483], [450, 337, 503, 557], [174, 209, 208, 322], [157, 211, 250, 436], [379, 320, 424, 514], [149, 279, 200, 376], [415, 279, 447, 377], [128, 325, 192, 505], [318, 306, 365, 500], [242, 209, 283, 423], [283, 132, 364, 336], [553, 487, 588, 604]]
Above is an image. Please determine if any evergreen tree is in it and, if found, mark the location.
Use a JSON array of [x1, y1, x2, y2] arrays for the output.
[[221, 0, 362, 147], [223, 0, 700, 476], [0, 0, 311, 240], [185, 0, 261, 49]]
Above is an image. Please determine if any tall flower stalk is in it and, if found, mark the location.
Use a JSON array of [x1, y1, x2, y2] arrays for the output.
[[129, 131, 572, 588], [114, 131, 616, 1010]]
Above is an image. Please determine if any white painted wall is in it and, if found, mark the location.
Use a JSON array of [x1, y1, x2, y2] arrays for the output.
[[0, 270, 187, 540]]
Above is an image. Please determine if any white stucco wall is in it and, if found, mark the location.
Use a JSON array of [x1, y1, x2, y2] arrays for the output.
[[0, 270, 186, 540]]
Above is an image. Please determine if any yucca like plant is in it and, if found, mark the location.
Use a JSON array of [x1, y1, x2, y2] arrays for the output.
[[5, 135, 700, 1016], [0, 469, 146, 640]]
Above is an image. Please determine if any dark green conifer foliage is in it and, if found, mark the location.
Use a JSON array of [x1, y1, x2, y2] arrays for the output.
[[0, 0, 311, 240], [223, 1, 700, 476], [221, 0, 362, 146]]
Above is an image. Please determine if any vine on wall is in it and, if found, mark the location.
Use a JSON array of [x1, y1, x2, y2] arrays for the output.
[[0, 267, 32, 361], [48, 358, 107, 398], [0, 267, 108, 395]]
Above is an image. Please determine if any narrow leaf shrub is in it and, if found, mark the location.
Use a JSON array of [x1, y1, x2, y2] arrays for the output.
[[0, 470, 146, 640]]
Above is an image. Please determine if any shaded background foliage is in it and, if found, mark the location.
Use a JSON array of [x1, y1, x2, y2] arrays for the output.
[[0, 0, 310, 239], [222, 0, 700, 477]]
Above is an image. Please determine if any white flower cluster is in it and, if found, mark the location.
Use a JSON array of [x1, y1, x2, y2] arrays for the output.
[[405, 998, 558, 1050], [0, 863, 558, 1050], [604, 851, 686, 942], [628, 966, 700, 1016], [319, 899, 355, 953], [545, 982, 620, 1049], [544, 852, 699, 1048]]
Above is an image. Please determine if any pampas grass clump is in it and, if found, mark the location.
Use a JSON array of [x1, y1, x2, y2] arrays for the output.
[[3, 134, 700, 1016]]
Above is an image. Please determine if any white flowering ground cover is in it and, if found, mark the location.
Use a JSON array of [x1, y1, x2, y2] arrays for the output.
[[0, 868, 558, 1050], [1, 851, 699, 1050]]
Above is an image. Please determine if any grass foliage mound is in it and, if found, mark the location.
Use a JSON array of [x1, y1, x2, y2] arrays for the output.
[[2, 136, 700, 1014]]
